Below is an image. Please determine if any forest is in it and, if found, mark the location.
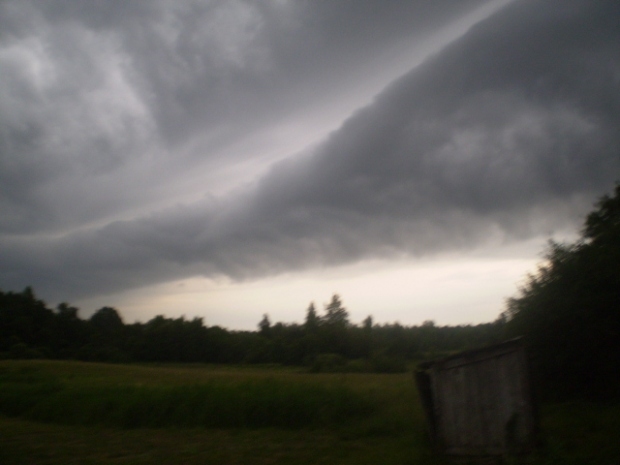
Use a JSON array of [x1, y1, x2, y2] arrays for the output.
[[0, 287, 502, 372], [2, 184, 620, 400]]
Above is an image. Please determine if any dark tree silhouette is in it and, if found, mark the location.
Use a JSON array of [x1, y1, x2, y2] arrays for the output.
[[258, 314, 271, 338], [304, 302, 319, 332], [90, 306, 123, 333], [323, 294, 349, 327], [503, 184, 620, 399], [1, 287, 503, 369]]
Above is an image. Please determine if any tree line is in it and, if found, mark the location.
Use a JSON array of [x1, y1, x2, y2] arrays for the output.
[[0, 289, 502, 371], [501, 183, 620, 400]]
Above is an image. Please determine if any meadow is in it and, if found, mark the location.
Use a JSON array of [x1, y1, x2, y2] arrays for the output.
[[0, 360, 618, 464]]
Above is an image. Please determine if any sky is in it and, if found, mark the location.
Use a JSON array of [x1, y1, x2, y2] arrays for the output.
[[1, 0, 619, 330]]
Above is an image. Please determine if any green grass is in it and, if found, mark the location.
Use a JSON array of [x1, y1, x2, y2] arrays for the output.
[[0, 416, 435, 465], [0, 360, 618, 464], [0, 375, 372, 429], [0, 361, 397, 430], [526, 401, 620, 464]]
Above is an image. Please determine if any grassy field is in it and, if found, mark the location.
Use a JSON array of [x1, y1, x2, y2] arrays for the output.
[[0, 360, 618, 464]]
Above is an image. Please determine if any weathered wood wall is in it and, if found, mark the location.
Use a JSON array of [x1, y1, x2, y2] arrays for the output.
[[417, 338, 537, 459]]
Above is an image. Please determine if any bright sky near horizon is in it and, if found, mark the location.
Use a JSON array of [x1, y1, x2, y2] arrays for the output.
[[1, 0, 618, 329]]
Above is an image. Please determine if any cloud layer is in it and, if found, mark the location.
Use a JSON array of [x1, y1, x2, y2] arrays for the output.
[[1, 0, 619, 302]]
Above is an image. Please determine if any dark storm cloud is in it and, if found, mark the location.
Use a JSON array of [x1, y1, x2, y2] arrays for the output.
[[0, 0, 487, 236], [251, 0, 620, 218], [1, 0, 619, 300]]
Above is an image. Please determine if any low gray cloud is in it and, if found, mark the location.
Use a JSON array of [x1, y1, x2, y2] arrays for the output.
[[0, 0, 487, 237], [1, 0, 619, 301]]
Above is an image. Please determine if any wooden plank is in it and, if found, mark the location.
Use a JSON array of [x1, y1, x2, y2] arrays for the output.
[[418, 338, 537, 458]]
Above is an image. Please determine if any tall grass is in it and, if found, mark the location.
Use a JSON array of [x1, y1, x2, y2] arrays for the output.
[[2, 361, 619, 464], [0, 362, 375, 429]]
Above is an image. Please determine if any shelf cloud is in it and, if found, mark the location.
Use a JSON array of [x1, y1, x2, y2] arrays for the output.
[[1, 0, 618, 307]]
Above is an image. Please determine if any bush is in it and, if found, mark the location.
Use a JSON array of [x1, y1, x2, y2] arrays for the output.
[[370, 355, 406, 373], [309, 353, 347, 373]]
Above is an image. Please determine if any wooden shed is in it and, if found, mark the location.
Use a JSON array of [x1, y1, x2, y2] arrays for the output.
[[415, 338, 537, 460]]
